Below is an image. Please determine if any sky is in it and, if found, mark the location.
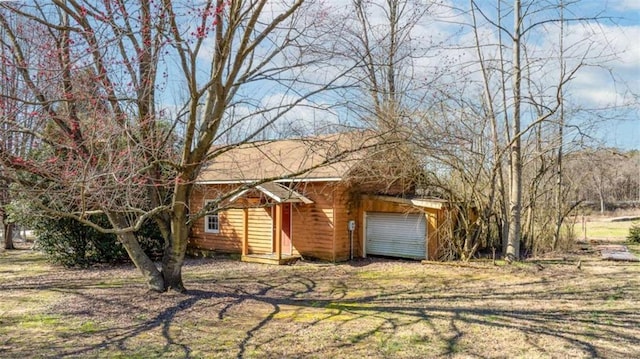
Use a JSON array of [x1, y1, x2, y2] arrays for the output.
[[571, 0, 639, 149], [323, 0, 640, 150], [163, 0, 639, 150], [12, 0, 633, 149]]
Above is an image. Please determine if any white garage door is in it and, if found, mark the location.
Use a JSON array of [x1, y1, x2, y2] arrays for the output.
[[365, 212, 427, 259]]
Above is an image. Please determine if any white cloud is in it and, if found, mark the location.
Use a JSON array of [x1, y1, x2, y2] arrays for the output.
[[555, 22, 640, 108], [213, 92, 342, 143], [613, 0, 640, 11]]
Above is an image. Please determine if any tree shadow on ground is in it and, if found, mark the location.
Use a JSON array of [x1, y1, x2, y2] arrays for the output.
[[3, 256, 638, 358]]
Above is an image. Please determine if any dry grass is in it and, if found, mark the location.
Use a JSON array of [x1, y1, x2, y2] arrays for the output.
[[0, 250, 640, 358], [1, 243, 639, 358]]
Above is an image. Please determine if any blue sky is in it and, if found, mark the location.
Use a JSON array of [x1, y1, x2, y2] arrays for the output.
[[324, 0, 640, 150], [160, 0, 639, 150], [580, 0, 639, 149]]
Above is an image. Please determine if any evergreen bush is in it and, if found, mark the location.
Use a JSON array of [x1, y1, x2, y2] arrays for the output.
[[627, 222, 640, 244], [31, 215, 163, 268]]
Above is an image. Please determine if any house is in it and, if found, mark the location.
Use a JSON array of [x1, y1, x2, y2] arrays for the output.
[[188, 131, 448, 264]]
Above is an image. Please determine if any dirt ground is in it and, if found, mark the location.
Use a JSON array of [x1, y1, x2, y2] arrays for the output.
[[1, 239, 639, 358]]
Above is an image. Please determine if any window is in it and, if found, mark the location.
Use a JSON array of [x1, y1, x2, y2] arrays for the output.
[[204, 200, 220, 233]]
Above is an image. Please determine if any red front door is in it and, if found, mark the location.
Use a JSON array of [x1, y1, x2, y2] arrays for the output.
[[281, 203, 292, 255]]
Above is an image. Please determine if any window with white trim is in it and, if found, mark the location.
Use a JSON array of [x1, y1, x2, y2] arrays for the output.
[[204, 200, 220, 233]]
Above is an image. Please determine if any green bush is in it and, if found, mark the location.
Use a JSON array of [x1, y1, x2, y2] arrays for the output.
[[627, 222, 640, 244], [32, 215, 121, 267], [134, 218, 165, 261], [32, 215, 164, 268], [7, 197, 164, 267]]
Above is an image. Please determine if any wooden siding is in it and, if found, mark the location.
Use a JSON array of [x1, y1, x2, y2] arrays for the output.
[[333, 183, 358, 261], [190, 185, 245, 253], [189, 185, 273, 255], [189, 182, 339, 261], [188, 182, 446, 261], [246, 207, 273, 254], [189, 189, 274, 254], [290, 182, 335, 261]]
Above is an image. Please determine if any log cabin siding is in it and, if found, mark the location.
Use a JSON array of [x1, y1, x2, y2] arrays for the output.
[[332, 184, 358, 261], [289, 182, 335, 260], [246, 207, 273, 254], [189, 181, 340, 260], [189, 185, 273, 254], [190, 210, 244, 252], [189, 207, 274, 255], [188, 182, 446, 262], [190, 185, 245, 253]]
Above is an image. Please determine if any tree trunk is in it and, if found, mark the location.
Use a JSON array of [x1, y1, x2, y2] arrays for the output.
[[121, 231, 165, 291], [599, 193, 605, 214], [3, 221, 14, 250], [162, 219, 188, 292], [506, 0, 522, 262], [161, 185, 191, 293], [108, 212, 165, 292], [471, 0, 509, 260], [507, 151, 522, 262], [552, 5, 566, 251], [525, 205, 534, 254], [552, 113, 564, 250]]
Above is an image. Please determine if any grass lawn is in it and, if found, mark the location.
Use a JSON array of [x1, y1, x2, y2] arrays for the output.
[[1, 243, 639, 358], [584, 220, 636, 240]]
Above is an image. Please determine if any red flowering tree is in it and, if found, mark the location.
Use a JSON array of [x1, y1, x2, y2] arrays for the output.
[[0, 0, 342, 292]]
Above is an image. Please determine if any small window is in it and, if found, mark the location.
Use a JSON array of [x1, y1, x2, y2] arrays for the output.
[[204, 200, 220, 234]]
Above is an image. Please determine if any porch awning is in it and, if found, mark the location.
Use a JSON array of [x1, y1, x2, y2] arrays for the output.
[[229, 182, 313, 204]]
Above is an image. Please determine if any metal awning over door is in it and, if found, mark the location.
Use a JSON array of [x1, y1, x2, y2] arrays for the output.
[[365, 212, 427, 259]]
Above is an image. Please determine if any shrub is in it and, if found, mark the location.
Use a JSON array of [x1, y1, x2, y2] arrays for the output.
[[32, 215, 124, 267], [7, 198, 164, 267], [627, 222, 640, 244], [133, 218, 165, 261], [31, 215, 163, 268]]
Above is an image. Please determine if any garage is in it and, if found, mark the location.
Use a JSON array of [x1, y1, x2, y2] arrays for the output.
[[365, 212, 427, 259]]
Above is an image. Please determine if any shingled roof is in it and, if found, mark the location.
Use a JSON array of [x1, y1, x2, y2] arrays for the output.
[[197, 131, 384, 183]]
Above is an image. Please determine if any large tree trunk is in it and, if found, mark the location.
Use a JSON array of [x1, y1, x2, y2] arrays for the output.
[[506, 0, 522, 262], [161, 184, 191, 292], [162, 218, 188, 292], [121, 231, 165, 292], [108, 212, 164, 292]]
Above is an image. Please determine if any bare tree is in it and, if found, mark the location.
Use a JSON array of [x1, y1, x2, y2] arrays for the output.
[[463, 0, 631, 260], [567, 149, 637, 214], [0, 0, 347, 292], [329, 0, 438, 130], [0, 18, 16, 250], [405, 0, 634, 260], [0, 10, 39, 250]]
